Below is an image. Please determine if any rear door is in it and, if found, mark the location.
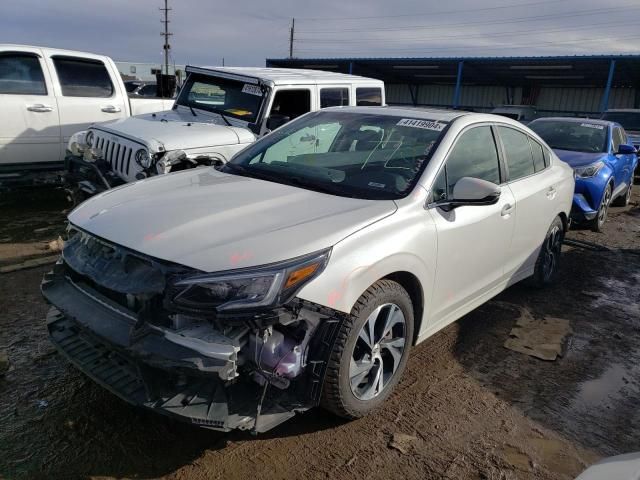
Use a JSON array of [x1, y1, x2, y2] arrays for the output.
[[0, 48, 61, 168], [44, 54, 128, 153], [428, 124, 516, 326], [496, 125, 560, 281]]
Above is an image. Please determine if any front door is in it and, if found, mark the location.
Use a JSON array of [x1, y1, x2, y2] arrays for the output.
[[427, 125, 515, 326], [0, 50, 61, 168]]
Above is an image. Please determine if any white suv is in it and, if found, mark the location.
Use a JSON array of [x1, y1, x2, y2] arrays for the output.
[[42, 107, 574, 432]]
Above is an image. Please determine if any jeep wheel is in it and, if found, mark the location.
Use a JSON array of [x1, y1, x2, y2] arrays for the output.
[[321, 280, 414, 419]]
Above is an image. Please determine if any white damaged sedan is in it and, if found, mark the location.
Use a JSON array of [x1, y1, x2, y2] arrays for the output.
[[42, 107, 574, 432]]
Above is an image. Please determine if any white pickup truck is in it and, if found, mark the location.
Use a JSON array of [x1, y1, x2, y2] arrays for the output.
[[0, 45, 172, 186], [64, 66, 385, 201]]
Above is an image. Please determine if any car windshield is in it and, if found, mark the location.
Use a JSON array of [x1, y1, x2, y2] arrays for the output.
[[176, 73, 265, 123], [601, 112, 640, 131], [529, 120, 607, 153], [225, 110, 448, 200]]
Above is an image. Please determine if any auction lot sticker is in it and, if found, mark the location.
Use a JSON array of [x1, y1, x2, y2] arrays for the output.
[[580, 123, 605, 130], [242, 84, 262, 96], [397, 118, 446, 131]]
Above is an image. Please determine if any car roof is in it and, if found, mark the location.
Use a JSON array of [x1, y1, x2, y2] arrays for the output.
[[531, 117, 616, 127], [322, 105, 474, 122], [0, 44, 110, 60], [185, 66, 383, 85], [603, 109, 640, 113]]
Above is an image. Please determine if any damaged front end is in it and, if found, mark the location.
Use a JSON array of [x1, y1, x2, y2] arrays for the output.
[[41, 228, 345, 432]]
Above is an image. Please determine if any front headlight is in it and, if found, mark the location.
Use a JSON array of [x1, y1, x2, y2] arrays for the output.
[[135, 149, 152, 168], [574, 161, 605, 178], [169, 248, 331, 312]]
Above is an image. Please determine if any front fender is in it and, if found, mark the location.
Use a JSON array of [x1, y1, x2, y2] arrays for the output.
[[575, 164, 614, 210]]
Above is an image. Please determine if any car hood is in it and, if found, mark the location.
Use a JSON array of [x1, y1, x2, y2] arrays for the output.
[[68, 168, 397, 272], [552, 149, 609, 167], [90, 109, 255, 152]]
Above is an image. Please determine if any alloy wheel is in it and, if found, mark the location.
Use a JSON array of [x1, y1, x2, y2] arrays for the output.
[[598, 185, 612, 227], [542, 224, 562, 282], [349, 303, 406, 401]]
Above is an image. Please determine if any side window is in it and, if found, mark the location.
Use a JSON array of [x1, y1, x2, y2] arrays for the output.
[[270, 89, 311, 120], [356, 87, 382, 106], [52, 57, 114, 97], [529, 138, 546, 172], [498, 127, 535, 181], [0, 53, 47, 95], [320, 88, 349, 108], [436, 126, 501, 199], [138, 84, 157, 97], [612, 127, 625, 151]]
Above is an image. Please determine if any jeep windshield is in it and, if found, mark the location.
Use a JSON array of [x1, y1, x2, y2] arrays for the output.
[[530, 120, 608, 153], [224, 110, 448, 200], [176, 72, 264, 123]]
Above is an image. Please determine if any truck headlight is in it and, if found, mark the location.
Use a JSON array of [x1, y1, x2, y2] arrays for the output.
[[574, 161, 605, 178], [135, 149, 152, 168], [85, 131, 95, 147], [169, 248, 331, 312]]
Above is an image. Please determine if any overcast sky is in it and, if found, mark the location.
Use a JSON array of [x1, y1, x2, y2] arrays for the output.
[[1, 0, 637, 66]]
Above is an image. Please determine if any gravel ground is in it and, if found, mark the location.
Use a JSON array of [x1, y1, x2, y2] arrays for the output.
[[0, 186, 638, 480]]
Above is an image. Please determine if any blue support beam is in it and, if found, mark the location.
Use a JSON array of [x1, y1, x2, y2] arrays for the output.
[[600, 59, 616, 113], [453, 61, 464, 109], [349, 62, 354, 75]]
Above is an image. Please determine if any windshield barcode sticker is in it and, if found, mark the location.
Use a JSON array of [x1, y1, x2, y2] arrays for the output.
[[580, 123, 604, 130], [242, 84, 262, 96], [397, 118, 446, 131]]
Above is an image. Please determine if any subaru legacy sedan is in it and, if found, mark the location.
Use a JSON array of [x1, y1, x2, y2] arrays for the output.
[[529, 117, 637, 231], [42, 107, 574, 433]]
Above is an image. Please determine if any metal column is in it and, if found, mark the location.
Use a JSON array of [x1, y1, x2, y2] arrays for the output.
[[453, 61, 464, 109], [600, 59, 616, 113]]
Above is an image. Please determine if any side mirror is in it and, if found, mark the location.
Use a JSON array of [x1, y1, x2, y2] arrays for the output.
[[617, 144, 636, 155], [266, 114, 291, 131], [437, 177, 501, 211]]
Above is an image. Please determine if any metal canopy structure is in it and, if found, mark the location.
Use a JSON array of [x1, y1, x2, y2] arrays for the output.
[[266, 55, 640, 113]]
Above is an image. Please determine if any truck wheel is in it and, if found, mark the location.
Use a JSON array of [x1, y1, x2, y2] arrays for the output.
[[589, 183, 612, 232], [611, 178, 633, 207], [321, 280, 414, 419], [530, 216, 564, 288]]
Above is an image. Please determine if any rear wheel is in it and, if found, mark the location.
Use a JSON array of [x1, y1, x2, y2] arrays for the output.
[[589, 183, 612, 232], [611, 177, 633, 207], [321, 280, 414, 419], [530, 216, 564, 288]]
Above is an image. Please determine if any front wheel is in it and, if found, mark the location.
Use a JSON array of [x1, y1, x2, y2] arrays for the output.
[[530, 216, 564, 288], [589, 183, 612, 232], [321, 280, 414, 419]]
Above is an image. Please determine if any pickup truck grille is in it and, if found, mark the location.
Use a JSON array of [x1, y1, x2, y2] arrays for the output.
[[91, 130, 145, 182]]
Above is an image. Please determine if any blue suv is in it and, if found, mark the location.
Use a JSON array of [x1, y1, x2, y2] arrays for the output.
[[530, 117, 637, 231]]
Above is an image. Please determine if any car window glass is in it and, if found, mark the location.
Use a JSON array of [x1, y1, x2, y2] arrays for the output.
[[320, 88, 349, 108], [0, 53, 47, 95], [442, 126, 500, 196], [529, 138, 546, 172], [529, 120, 607, 153], [356, 87, 382, 106], [499, 127, 535, 181], [139, 84, 157, 96], [255, 122, 342, 164], [271, 89, 311, 120], [53, 57, 114, 97]]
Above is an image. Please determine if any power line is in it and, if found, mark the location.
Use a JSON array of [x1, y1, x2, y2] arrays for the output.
[[295, 0, 573, 21], [298, 4, 637, 34], [295, 18, 639, 45], [294, 32, 640, 56]]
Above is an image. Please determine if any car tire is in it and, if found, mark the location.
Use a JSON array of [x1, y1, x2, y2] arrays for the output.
[[530, 216, 564, 288], [321, 279, 414, 419], [611, 177, 633, 207], [589, 183, 612, 232]]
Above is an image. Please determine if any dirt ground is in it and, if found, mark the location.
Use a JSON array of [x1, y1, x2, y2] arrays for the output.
[[0, 185, 639, 480]]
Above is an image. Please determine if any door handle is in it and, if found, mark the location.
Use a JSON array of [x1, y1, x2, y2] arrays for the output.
[[27, 104, 53, 112], [101, 105, 122, 113], [501, 203, 514, 216], [546, 186, 557, 198]]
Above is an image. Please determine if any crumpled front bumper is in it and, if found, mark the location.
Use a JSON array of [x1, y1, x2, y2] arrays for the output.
[[64, 154, 126, 199], [41, 264, 343, 432], [571, 193, 598, 221]]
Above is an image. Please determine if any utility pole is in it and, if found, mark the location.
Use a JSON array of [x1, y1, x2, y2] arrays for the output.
[[289, 18, 295, 59], [160, 0, 172, 76]]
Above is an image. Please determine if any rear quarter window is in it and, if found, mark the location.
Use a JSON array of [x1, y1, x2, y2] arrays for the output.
[[356, 87, 382, 106]]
